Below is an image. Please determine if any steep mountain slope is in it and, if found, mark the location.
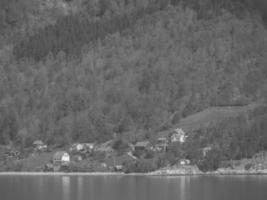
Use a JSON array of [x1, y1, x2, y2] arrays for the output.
[[0, 2, 267, 149]]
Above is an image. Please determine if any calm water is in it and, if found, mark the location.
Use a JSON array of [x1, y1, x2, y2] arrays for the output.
[[1, 175, 267, 200]]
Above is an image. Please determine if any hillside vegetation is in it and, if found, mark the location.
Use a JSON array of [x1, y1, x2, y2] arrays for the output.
[[0, 0, 267, 160]]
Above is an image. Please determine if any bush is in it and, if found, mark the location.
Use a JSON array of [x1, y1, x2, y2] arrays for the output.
[[144, 150, 155, 159], [124, 159, 156, 173], [197, 149, 221, 172], [5, 160, 23, 172], [156, 154, 169, 169], [112, 139, 129, 155], [135, 159, 156, 173], [245, 163, 253, 171], [92, 151, 106, 162], [220, 161, 234, 169], [133, 150, 144, 158]]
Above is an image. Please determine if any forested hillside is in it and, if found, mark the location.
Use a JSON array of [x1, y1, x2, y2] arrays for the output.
[[0, 0, 267, 154]]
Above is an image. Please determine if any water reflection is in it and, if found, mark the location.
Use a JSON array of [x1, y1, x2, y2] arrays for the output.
[[1, 175, 267, 200], [180, 176, 186, 200], [62, 176, 70, 200], [77, 176, 84, 200]]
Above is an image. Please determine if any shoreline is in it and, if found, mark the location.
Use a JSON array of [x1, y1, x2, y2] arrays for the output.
[[148, 168, 267, 176], [0, 171, 152, 176], [0, 172, 125, 176], [1, 170, 267, 176]]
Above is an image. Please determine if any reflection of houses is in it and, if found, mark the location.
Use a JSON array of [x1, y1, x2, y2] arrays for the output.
[[171, 128, 187, 143], [33, 140, 47, 152], [155, 137, 168, 152], [134, 141, 153, 152], [53, 151, 70, 166]]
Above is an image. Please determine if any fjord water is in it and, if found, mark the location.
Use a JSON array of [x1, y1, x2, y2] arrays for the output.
[[1, 175, 267, 200]]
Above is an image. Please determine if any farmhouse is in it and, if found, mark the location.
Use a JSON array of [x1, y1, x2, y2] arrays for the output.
[[171, 128, 187, 143]]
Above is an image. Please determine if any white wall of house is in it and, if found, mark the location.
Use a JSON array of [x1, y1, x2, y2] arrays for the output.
[[62, 153, 70, 162]]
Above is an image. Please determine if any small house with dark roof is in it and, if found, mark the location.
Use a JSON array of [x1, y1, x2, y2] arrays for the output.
[[134, 141, 153, 152], [155, 137, 168, 152], [33, 140, 47, 152]]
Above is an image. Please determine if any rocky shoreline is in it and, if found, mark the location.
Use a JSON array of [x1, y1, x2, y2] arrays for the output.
[[148, 167, 267, 176]]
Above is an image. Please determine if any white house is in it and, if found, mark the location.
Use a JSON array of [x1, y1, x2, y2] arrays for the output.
[[53, 151, 70, 166], [171, 128, 187, 143], [180, 159, 190, 165]]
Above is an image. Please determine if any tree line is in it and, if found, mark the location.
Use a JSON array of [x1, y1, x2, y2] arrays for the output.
[[13, 0, 267, 61]]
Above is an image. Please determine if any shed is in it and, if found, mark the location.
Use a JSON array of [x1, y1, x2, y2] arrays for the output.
[[134, 141, 153, 151]]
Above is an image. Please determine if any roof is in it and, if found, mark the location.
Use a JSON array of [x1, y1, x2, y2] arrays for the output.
[[157, 137, 167, 141], [157, 128, 184, 139], [135, 141, 151, 147], [174, 128, 185, 135], [53, 151, 69, 160], [96, 146, 113, 152], [101, 140, 113, 148], [33, 140, 44, 146], [84, 143, 95, 146], [157, 130, 172, 138]]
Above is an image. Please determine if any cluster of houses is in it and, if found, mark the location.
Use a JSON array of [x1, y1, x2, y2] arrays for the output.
[[0, 126, 215, 172], [154, 128, 187, 152], [32, 127, 214, 172], [0, 145, 21, 161]]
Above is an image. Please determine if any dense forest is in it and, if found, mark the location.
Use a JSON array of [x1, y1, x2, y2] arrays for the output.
[[0, 0, 267, 166], [10, 0, 267, 61]]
